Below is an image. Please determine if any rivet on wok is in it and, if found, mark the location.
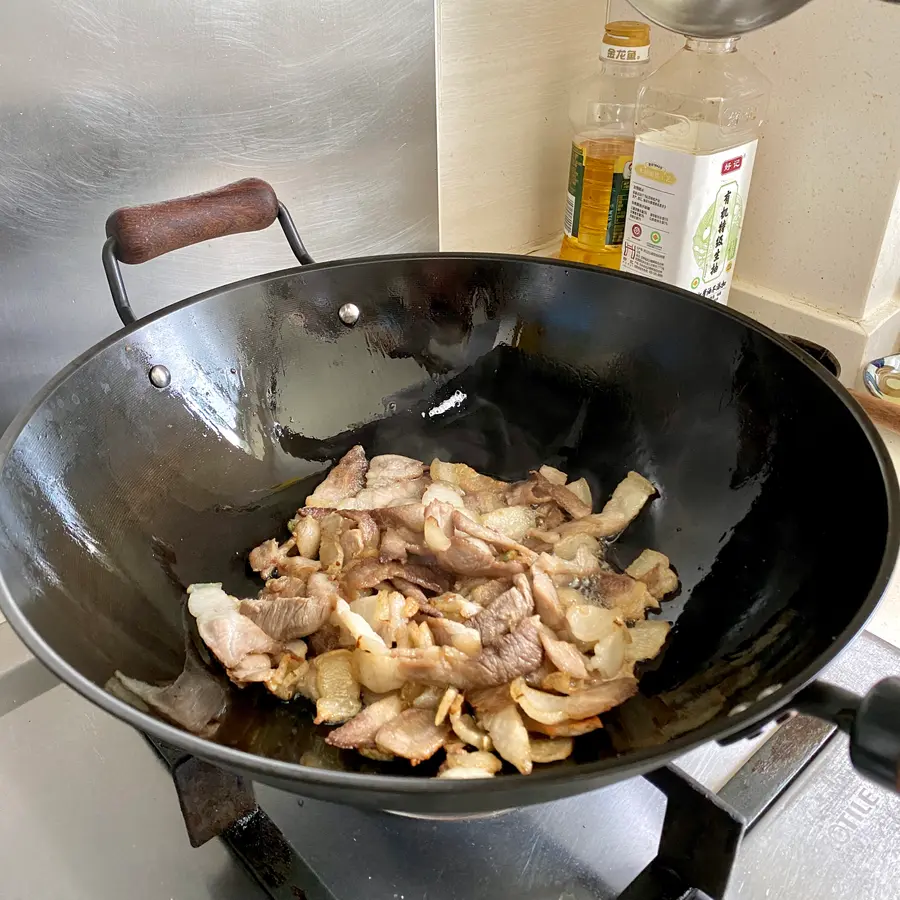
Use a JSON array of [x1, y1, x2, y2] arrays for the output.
[[148, 365, 171, 389], [338, 303, 360, 326], [728, 702, 751, 716]]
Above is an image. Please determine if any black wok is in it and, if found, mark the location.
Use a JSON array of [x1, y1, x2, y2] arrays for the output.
[[1, 178, 899, 817]]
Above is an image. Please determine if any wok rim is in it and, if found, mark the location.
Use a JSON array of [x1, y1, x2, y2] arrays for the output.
[[1, 252, 897, 799]]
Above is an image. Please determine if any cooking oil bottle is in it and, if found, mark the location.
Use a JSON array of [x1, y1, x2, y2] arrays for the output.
[[620, 36, 770, 304], [559, 21, 651, 270]]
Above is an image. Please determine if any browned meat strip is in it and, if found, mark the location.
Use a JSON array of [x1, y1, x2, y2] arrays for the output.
[[112, 647, 229, 736], [577, 572, 658, 620], [308, 623, 343, 656], [452, 512, 538, 564], [325, 694, 405, 749], [391, 576, 429, 606], [374, 708, 450, 763], [341, 559, 450, 598], [557, 472, 656, 538], [260, 575, 308, 600], [306, 445, 368, 507], [367, 455, 427, 487], [532, 473, 592, 519], [240, 595, 334, 641], [371, 504, 426, 532], [471, 586, 533, 646], [197, 615, 280, 671], [625, 549, 679, 599], [530, 566, 567, 631], [461, 616, 544, 687]]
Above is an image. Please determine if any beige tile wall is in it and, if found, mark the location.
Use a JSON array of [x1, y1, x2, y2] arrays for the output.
[[437, 1, 610, 253]]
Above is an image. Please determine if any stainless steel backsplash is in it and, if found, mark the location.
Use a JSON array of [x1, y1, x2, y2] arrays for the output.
[[0, 0, 438, 431]]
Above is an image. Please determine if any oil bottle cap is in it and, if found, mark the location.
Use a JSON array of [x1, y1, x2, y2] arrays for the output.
[[603, 20, 651, 49]]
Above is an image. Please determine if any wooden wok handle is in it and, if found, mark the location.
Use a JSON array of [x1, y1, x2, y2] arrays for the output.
[[105, 178, 280, 265], [849, 389, 900, 435]]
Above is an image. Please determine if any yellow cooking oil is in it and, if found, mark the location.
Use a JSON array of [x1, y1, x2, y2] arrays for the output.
[[559, 21, 651, 270]]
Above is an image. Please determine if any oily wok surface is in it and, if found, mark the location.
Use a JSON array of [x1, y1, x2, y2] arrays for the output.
[[0, 255, 893, 812]]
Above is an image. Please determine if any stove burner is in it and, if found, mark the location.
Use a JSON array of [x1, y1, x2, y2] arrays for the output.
[[147, 632, 900, 900]]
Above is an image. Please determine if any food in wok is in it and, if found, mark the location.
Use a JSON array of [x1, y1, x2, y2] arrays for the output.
[[113, 447, 677, 778]]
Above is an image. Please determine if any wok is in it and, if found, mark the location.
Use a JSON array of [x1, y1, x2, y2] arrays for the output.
[[1, 178, 899, 818]]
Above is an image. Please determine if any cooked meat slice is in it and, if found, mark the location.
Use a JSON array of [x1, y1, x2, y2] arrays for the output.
[[354, 648, 407, 693], [112, 646, 229, 735], [260, 574, 308, 600], [625, 549, 679, 599], [341, 559, 450, 599], [367, 454, 427, 487], [371, 503, 426, 533], [380, 527, 409, 563], [462, 490, 507, 515], [340, 510, 380, 548], [422, 481, 466, 510], [266, 655, 317, 701], [325, 694, 404, 749], [461, 616, 544, 687], [429, 618, 482, 657], [392, 645, 474, 688], [468, 683, 515, 716], [557, 471, 656, 538], [532, 473, 592, 519], [554, 533, 603, 561], [440, 748, 502, 775], [430, 459, 507, 494], [196, 613, 281, 670], [240, 593, 334, 641], [435, 687, 459, 725], [535, 502, 567, 532], [292, 515, 321, 558], [538, 465, 567, 485], [449, 695, 493, 750], [248, 538, 320, 581], [308, 623, 343, 656], [318, 512, 345, 573], [479, 506, 538, 542], [340, 528, 366, 562], [565, 478, 592, 508], [391, 576, 429, 606], [626, 619, 671, 662], [345, 477, 430, 510], [426, 592, 480, 620], [530, 736, 574, 763], [511, 676, 637, 724], [537, 547, 601, 578], [471, 586, 533, 646], [522, 715, 604, 738], [467, 578, 511, 607], [331, 597, 388, 652], [577, 572, 659, 620], [452, 512, 538, 564], [531, 566, 567, 631], [314, 649, 361, 724], [228, 654, 275, 683], [480, 704, 531, 775], [248, 538, 285, 578], [431, 530, 527, 578], [374, 708, 449, 763], [187, 585, 281, 671], [538, 630, 589, 679], [306, 445, 368, 507]]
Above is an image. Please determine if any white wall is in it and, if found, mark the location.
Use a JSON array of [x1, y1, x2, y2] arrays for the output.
[[438, 0, 900, 382]]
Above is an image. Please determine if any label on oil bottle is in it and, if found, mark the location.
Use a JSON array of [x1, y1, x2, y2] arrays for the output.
[[620, 139, 758, 305], [605, 155, 633, 246], [563, 143, 585, 238]]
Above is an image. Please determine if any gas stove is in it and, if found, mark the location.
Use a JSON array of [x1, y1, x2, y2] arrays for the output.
[[2, 626, 896, 900]]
